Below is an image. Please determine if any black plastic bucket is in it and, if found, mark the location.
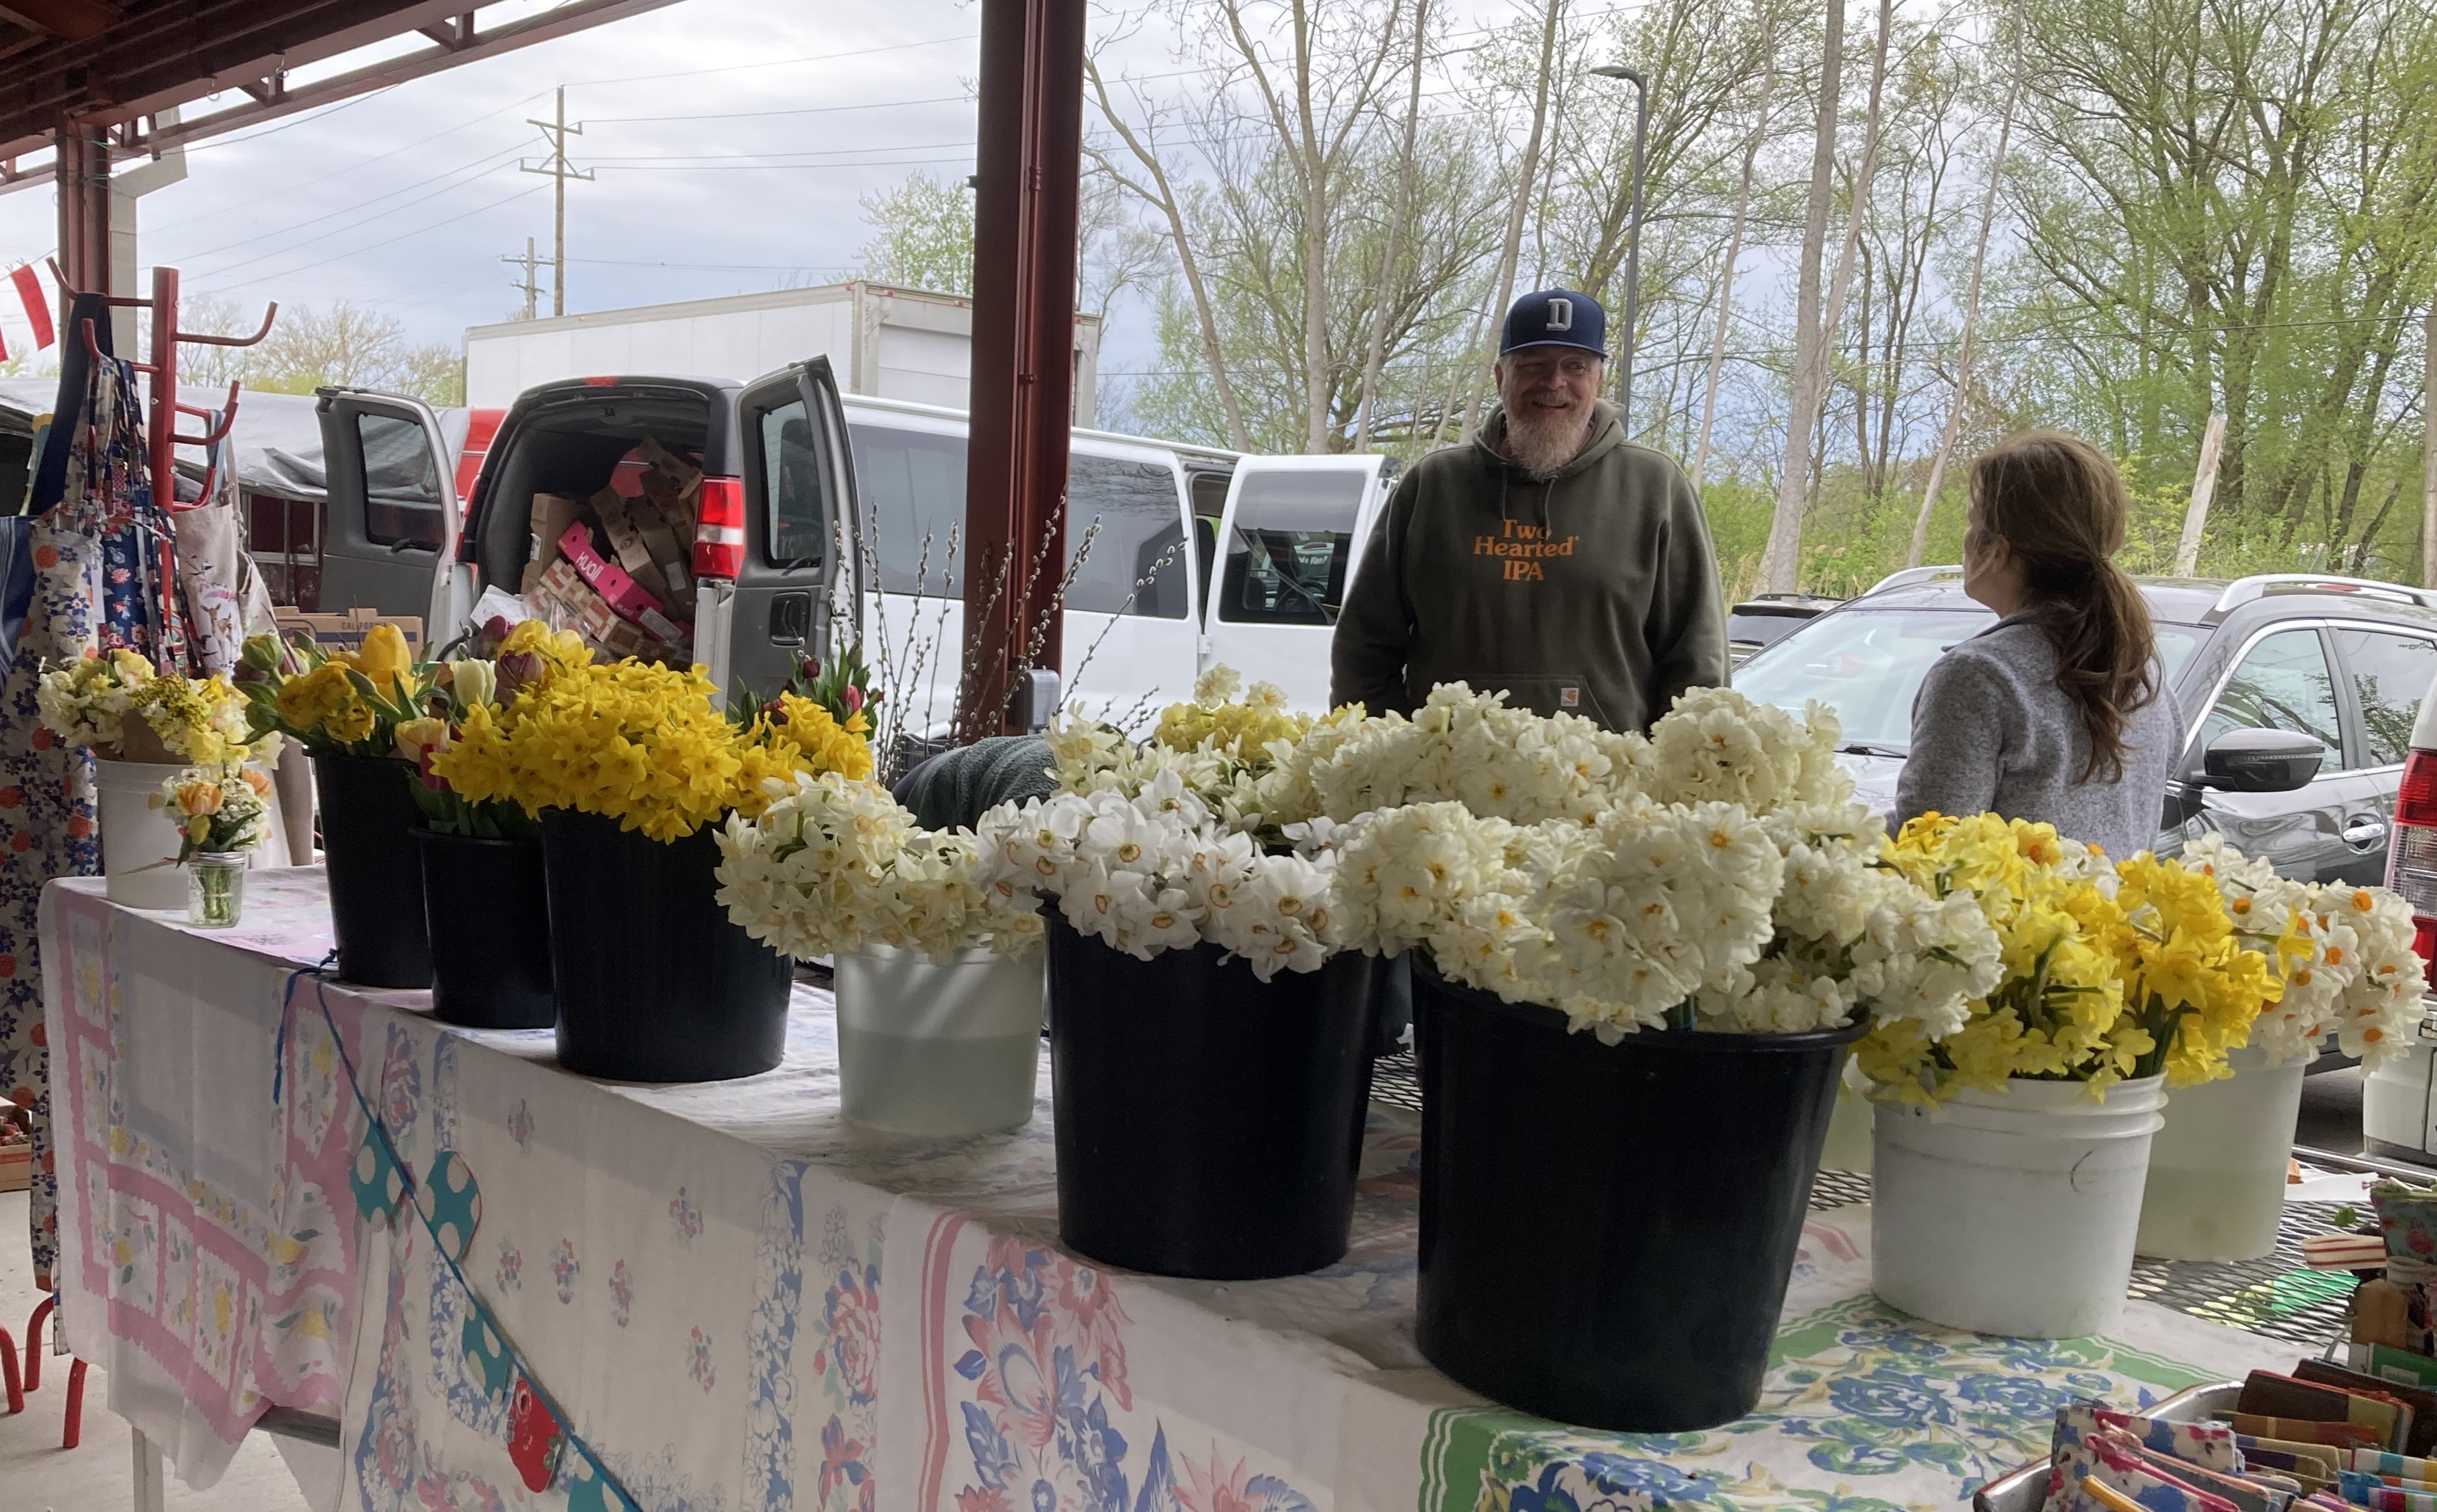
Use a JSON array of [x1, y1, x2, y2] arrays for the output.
[[540, 808, 794, 1082], [314, 753, 432, 989], [1414, 964, 1860, 1431], [417, 830, 555, 1030], [1047, 920, 1375, 1279]]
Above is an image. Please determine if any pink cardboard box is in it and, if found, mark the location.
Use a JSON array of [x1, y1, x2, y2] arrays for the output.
[[555, 524, 691, 651]]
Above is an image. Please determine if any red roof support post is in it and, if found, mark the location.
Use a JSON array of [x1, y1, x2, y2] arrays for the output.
[[54, 117, 107, 302], [957, 0, 1085, 742]]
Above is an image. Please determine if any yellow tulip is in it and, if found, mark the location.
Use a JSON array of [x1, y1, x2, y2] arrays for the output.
[[357, 624, 412, 695]]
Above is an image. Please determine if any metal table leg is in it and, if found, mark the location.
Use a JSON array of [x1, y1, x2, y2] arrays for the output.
[[131, 1427, 166, 1512]]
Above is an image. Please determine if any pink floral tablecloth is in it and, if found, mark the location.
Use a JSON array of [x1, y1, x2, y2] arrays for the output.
[[40, 872, 2295, 1512]]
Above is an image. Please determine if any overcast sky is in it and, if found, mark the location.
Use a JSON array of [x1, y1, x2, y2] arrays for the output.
[[0, 0, 1005, 359]]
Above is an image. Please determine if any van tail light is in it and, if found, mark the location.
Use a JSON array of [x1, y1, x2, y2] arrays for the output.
[[694, 478, 745, 582], [2386, 749, 2437, 990]]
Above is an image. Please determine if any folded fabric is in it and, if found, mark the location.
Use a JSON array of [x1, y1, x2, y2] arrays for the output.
[[2375, 1183, 2437, 1263], [2045, 1402, 2243, 1512], [2241, 1371, 2409, 1453], [2237, 1437, 2343, 1488], [2357, 1346, 2437, 1392], [2357, 1452, 2437, 1483], [2129, 1445, 2288, 1512], [2234, 1416, 2383, 1450], [2059, 1433, 2240, 1512], [2295, 1362, 2436, 1456], [2339, 1473, 2437, 1512]]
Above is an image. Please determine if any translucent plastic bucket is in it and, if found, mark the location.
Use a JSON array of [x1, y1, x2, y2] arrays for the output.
[[835, 945, 1043, 1136], [1872, 1076, 2165, 1338], [1819, 1053, 1874, 1173], [95, 758, 190, 909], [2136, 1048, 2308, 1262]]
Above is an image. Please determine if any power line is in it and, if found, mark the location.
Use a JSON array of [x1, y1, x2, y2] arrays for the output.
[[523, 86, 593, 318], [596, 156, 978, 172], [583, 94, 974, 125], [504, 237, 541, 321], [573, 33, 982, 89], [201, 183, 548, 294], [167, 142, 528, 263]]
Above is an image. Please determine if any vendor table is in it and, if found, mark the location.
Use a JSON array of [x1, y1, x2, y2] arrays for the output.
[[40, 871, 2294, 1512]]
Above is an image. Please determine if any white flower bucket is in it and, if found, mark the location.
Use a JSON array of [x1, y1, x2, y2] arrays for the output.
[[833, 945, 1043, 1137], [95, 758, 190, 909], [2135, 1046, 2309, 1263], [1819, 1054, 1874, 1172], [97, 759, 293, 911], [1871, 1075, 2166, 1338]]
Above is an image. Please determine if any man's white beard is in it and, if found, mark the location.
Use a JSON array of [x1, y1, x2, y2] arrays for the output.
[[1505, 403, 1591, 480]]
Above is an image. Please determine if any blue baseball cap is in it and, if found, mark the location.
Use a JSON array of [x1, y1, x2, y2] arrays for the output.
[[1500, 288, 1607, 358]]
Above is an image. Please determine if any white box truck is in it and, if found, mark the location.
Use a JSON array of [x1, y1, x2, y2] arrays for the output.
[[462, 281, 1102, 426]]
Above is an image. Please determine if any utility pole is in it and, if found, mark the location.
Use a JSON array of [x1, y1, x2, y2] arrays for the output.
[[502, 236, 541, 321], [521, 87, 591, 316], [2422, 306, 2436, 588]]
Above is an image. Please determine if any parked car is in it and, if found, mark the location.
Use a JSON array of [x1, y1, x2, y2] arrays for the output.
[[1726, 593, 1842, 667], [1730, 571, 2437, 889], [320, 376, 1390, 728]]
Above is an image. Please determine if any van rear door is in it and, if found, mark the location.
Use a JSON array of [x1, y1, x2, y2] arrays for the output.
[[731, 356, 861, 703], [1201, 454, 1389, 712], [316, 387, 468, 635]]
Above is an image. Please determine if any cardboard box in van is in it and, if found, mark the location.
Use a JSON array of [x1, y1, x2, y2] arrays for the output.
[[521, 492, 588, 594], [274, 607, 425, 657]]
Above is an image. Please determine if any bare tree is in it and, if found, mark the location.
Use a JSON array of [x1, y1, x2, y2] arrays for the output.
[[1690, 26, 1777, 489], [1761, 0, 1893, 591], [1086, 51, 1258, 451], [1356, 0, 1432, 451], [1908, 19, 2022, 568], [1461, 0, 1565, 442], [1758, 1, 1846, 591]]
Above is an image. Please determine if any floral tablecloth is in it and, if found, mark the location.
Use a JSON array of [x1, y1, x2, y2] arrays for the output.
[[40, 872, 2293, 1512]]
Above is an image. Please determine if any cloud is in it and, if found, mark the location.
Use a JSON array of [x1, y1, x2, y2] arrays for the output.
[[0, 0, 987, 354]]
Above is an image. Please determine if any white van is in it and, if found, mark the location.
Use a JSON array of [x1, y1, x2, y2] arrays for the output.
[[313, 375, 1392, 735]]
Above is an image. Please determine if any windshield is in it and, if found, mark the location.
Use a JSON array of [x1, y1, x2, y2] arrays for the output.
[[1731, 607, 2205, 754]]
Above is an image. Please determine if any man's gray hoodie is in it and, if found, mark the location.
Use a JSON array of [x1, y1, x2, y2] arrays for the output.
[[1329, 400, 1727, 732]]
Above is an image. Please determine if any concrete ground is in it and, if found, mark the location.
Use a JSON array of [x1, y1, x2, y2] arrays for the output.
[[0, 1190, 314, 1512]]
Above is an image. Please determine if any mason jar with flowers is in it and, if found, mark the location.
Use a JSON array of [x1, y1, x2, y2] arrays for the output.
[[430, 653, 870, 1081], [235, 623, 439, 987], [158, 765, 274, 927], [717, 770, 1044, 1135], [38, 650, 286, 908]]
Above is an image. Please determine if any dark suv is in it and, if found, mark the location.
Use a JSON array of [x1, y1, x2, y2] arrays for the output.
[[1731, 571, 2437, 886]]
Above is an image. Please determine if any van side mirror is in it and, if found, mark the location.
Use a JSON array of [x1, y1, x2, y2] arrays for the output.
[[2199, 728, 2324, 792], [1012, 668, 1062, 734]]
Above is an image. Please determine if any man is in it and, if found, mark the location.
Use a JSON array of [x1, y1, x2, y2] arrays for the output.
[[1330, 288, 1727, 733]]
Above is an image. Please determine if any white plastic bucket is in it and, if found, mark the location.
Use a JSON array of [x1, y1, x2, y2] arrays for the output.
[[95, 759, 190, 909], [2136, 1047, 2308, 1262], [1819, 1053, 1874, 1173], [833, 945, 1043, 1136], [1871, 1075, 2165, 1337]]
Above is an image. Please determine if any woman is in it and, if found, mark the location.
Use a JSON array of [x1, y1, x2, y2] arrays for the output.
[[1895, 431, 2181, 859]]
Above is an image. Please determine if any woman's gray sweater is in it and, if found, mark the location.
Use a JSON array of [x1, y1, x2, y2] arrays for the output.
[[1895, 611, 2185, 860]]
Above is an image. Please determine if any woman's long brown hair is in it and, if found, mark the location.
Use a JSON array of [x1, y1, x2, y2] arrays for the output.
[[1969, 432, 2158, 784]]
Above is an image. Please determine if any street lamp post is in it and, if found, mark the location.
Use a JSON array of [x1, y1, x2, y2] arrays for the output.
[[1588, 63, 1649, 439]]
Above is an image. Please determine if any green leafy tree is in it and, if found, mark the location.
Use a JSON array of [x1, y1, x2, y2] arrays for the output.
[[855, 170, 976, 295]]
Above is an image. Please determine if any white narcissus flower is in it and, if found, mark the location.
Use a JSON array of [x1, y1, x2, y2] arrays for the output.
[[715, 773, 1043, 963], [2178, 836, 2425, 1070]]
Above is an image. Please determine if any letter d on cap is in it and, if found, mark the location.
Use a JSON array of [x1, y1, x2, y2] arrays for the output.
[[1546, 299, 1574, 332]]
